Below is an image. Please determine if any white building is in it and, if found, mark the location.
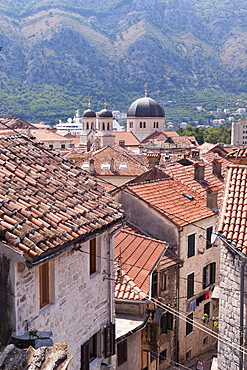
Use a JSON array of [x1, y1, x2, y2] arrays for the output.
[[231, 118, 247, 145], [126, 93, 165, 141]]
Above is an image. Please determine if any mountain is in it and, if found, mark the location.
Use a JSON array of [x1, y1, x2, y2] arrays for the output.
[[0, 0, 247, 123]]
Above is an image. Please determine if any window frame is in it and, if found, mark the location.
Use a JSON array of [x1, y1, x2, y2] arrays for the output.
[[90, 238, 97, 275], [186, 313, 193, 336], [203, 262, 216, 289], [187, 272, 194, 299], [188, 234, 195, 258], [39, 262, 50, 309], [206, 226, 213, 249], [117, 340, 127, 366]]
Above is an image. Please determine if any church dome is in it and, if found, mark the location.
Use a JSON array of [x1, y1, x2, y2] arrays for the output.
[[127, 96, 165, 118], [82, 108, 96, 118], [98, 108, 113, 118]]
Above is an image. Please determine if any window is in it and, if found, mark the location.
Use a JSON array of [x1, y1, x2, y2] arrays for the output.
[[140, 122, 143, 128], [161, 274, 167, 291], [203, 336, 208, 346], [187, 273, 194, 299], [143, 122, 146, 128], [81, 332, 98, 370], [117, 340, 127, 366], [186, 313, 193, 335], [160, 312, 173, 333], [206, 226, 213, 249], [89, 333, 97, 362], [159, 349, 167, 364], [204, 302, 210, 316], [104, 323, 115, 358], [49, 144, 53, 149], [90, 238, 96, 275], [39, 262, 49, 309], [151, 271, 158, 298], [61, 144, 65, 149], [203, 262, 216, 289], [188, 234, 195, 258]]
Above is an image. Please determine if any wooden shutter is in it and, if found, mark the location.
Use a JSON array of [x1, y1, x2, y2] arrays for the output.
[[117, 340, 127, 366], [203, 266, 207, 289], [104, 323, 115, 358], [210, 262, 216, 285], [167, 313, 173, 330], [161, 314, 168, 333], [187, 273, 194, 299], [81, 340, 90, 370], [188, 234, 195, 258]]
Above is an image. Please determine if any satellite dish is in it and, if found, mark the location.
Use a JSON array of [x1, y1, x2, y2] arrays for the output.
[[211, 231, 217, 244]]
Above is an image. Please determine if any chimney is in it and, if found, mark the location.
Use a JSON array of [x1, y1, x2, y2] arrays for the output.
[[89, 159, 95, 173], [146, 153, 161, 168], [119, 140, 125, 148], [212, 157, 222, 177], [94, 138, 100, 151], [110, 158, 115, 172], [194, 163, 206, 182], [206, 186, 219, 210], [191, 149, 200, 160]]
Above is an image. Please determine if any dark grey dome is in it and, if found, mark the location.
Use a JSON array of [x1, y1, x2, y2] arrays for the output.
[[98, 108, 113, 118], [82, 108, 96, 118], [127, 96, 165, 118]]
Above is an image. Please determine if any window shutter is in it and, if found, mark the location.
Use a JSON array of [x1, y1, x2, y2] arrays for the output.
[[104, 323, 116, 358], [167, 313, 173, 330], [81, 340, 90, 370], [151, 271, 158, 298], [210, 262, 216, 285], [187, 273, 194, 299], [203, 266, 207, 289], [188, 234, 195, 258], [161, 314, 168, 333]]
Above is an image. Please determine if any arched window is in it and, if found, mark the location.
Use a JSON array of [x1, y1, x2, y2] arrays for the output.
[[102, 122, 105, 131], [140, 122, 142, 128], [86, 122, 89, 130]]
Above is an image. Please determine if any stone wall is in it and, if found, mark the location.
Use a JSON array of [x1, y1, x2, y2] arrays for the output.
[[218, 242, 243, 370], [11, 232, 115, 370]]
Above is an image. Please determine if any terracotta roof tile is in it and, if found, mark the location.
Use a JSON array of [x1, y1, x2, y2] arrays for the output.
[[78, 145, 147, 177], [115, 227, 180, 301], [0, 135, 123, 261], [125, 178, 216, 227], [218, 165, 247, 254]]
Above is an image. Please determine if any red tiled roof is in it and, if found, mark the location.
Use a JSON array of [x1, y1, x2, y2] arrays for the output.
[[226, 148, 247, 164], [114, 131, 140, 146], [160, 157, 227, 200], [218, 165, 247, 254], [125, 178, 216, 227], [115, 228, 179, 300], [80, 145, 147, 177], [0, 135, 123, 261]]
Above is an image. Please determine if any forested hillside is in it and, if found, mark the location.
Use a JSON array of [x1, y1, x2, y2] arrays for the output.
[[0, 0, 247, 124]]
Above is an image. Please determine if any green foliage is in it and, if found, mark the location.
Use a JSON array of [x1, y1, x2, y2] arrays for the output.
[[177, 124, 231, 145]]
